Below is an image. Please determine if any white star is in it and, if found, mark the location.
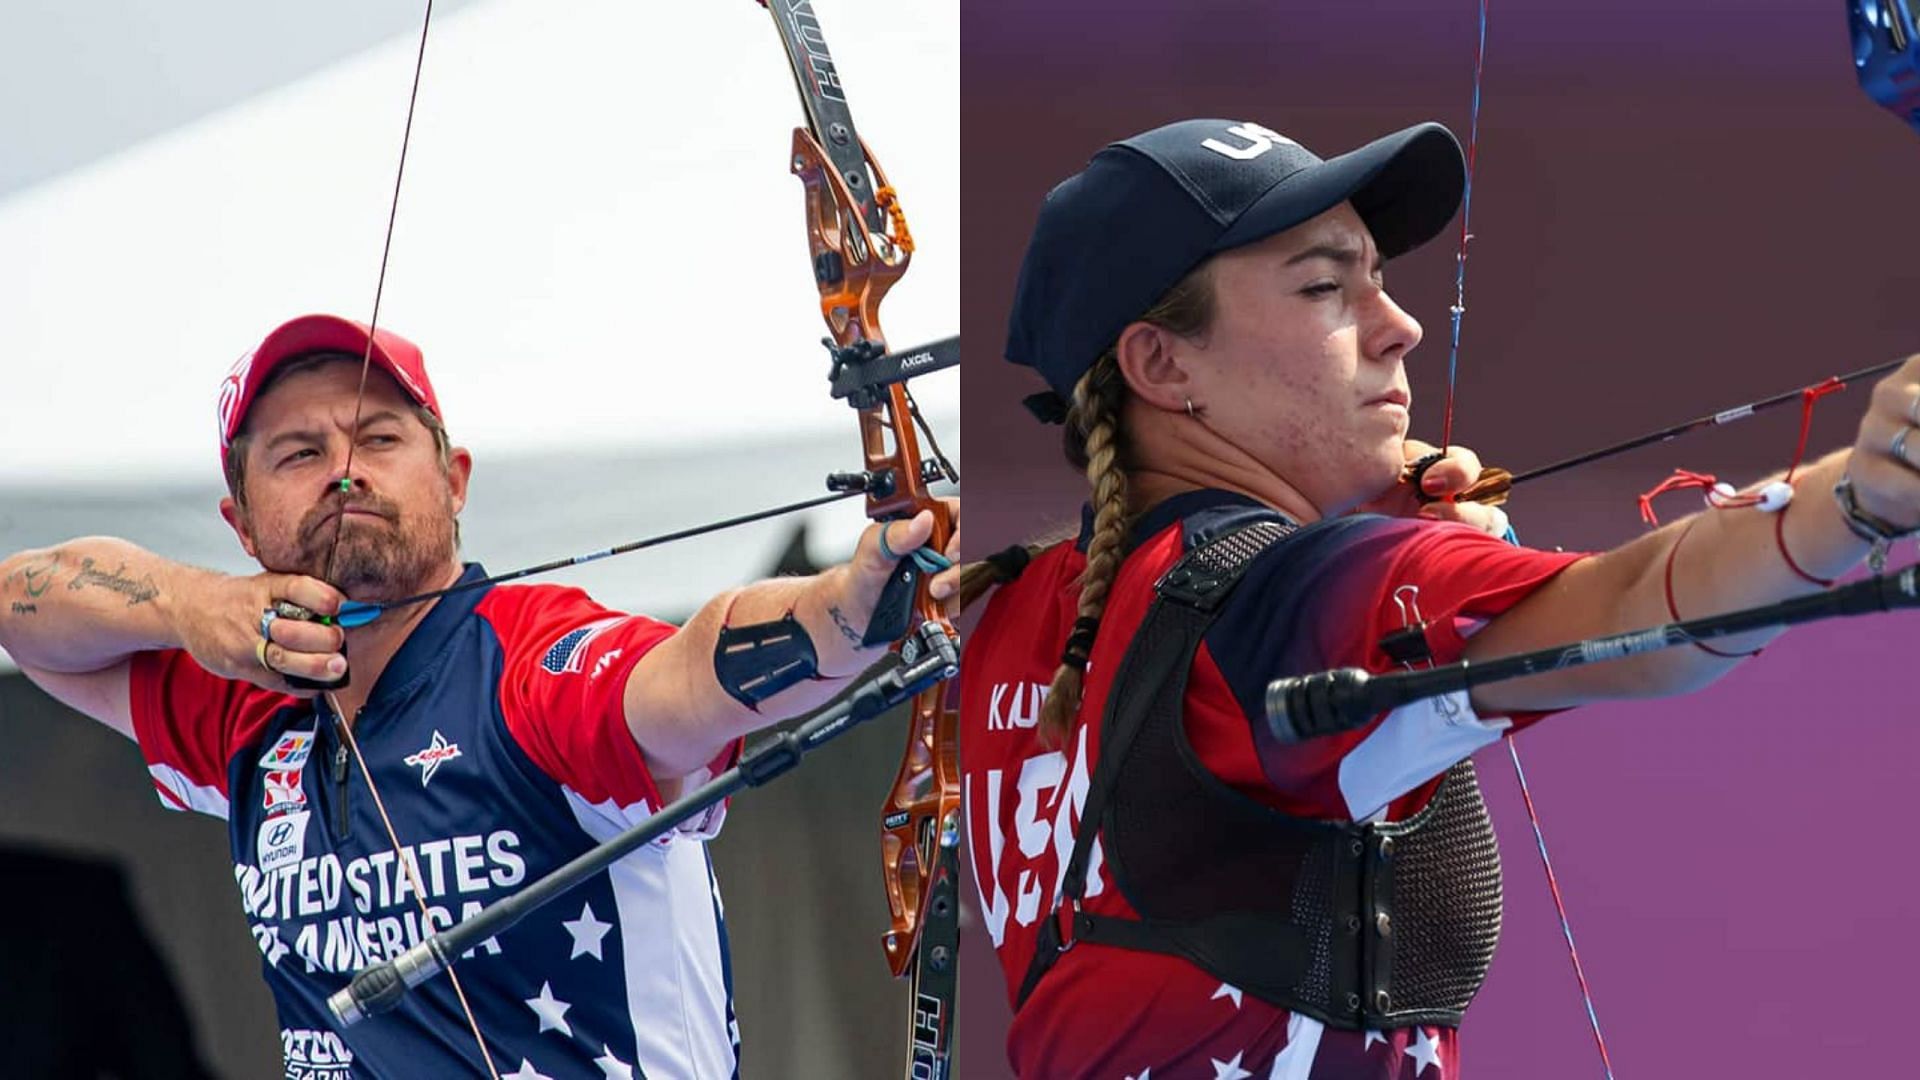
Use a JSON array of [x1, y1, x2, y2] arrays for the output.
[[502, 1060, 552, 1080], [1403, 1027, 1442, 1076], [1363, 1029, 1387, 1051], [1124, 1070, 1150, 1080], [1210, 1051, 1253, 1080], [562, 901, 614, 961], [524, 981, 573, 1037], [1210, 982, 1244, 1009], [594, 1045, 635, 1079]]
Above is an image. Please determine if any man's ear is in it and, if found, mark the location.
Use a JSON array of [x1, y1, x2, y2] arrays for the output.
[[219, 495, 259, 559], [1111, 320, 1196, 415], [445, 447, 473, 515]]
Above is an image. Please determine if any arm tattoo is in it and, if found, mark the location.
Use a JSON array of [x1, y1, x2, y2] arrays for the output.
[[8, 602, 36, 616], [4, 554, 60, 599], [66, 557, 159, 607], [827, 604, 863, 646]]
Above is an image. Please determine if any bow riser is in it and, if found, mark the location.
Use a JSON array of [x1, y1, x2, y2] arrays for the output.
[[790, 128, 912, 343], [762, 1, 961, 1073]]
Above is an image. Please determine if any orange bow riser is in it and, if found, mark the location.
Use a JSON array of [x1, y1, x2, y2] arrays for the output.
[[759, 2, 962, 1076]]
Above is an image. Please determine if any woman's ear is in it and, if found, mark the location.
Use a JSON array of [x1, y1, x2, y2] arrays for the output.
[[1111, 320, 1196, 416]]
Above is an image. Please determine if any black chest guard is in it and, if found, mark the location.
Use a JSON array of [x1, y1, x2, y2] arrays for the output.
[[1019, 517, 1504, 1032]]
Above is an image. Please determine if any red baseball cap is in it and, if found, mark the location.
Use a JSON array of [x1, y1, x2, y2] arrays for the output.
[[217, 314, 443, 468]]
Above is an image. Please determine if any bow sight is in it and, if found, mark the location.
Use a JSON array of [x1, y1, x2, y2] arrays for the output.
[[1853, 0, 1920, 134]]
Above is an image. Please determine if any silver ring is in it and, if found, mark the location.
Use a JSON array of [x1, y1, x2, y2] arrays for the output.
[[259, 608, 280, 642], [1907, 390, 1920, 428], [1184, 396, 1196, 419]]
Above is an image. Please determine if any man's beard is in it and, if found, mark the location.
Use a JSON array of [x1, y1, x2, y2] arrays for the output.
[[259, 492, 457, 603]]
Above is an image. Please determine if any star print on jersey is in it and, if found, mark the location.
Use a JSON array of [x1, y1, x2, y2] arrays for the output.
[[502, 1060, 552, 1080], [524, 981, 573, 1037], [1405, 1027, 1442, 1076], [1210, 982, 1244, 1009], [562, 901, 613, 961], [1124, 1070, 1150, 1080], [402, 730, 463, 786], [594, 1045, 635, 1079], [1364, 1029, 1387, 1051], [1210, 1051, 1253, 1080]]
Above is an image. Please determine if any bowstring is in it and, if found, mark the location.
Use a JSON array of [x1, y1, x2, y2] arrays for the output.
[[319, 0, 435, 590], [1444, 2, 1617, 1073], [322, 4, 503, 1076], [328, 693, 503, 1079]]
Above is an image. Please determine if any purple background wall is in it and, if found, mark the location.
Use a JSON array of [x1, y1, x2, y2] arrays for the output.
[[957, 1, 1920, 1077]]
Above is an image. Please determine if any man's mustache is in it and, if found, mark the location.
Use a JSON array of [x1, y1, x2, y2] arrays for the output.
[[301, 494, 401, 541]]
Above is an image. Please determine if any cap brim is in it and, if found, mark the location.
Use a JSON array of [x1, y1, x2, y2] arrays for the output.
[[1212, 122, 1465, 259]]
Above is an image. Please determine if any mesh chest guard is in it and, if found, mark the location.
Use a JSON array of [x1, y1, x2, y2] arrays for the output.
[[1019, 518, 1503, 1031]]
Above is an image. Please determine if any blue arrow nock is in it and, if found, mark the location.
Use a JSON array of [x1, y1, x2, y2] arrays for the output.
[[333, 601, 382, 628], [1852, 0, 1920, 135]]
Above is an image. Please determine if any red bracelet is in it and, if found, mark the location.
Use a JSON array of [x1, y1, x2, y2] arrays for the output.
[[1663, 519, 1764, 659], [1773, 505, 1835, 587]]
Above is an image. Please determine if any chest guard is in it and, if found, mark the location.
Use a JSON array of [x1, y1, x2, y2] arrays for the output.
[[1019, 517, 1503, 1031]]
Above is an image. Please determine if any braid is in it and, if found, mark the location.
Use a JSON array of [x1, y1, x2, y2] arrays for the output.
[[1037, 355, 1131, 745], [1034, 262, 1217, 746]]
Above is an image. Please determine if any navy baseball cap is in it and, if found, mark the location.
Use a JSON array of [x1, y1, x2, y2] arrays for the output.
[[1006, 118, 1466, 415]]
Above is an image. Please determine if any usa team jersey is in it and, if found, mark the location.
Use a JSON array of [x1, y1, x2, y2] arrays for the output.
[[129, 564, 741, 1079], [965, 491, 1585, 1079]]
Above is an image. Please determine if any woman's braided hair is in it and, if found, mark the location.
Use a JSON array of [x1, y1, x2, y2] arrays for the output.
[[955, 265, 1217, 745]]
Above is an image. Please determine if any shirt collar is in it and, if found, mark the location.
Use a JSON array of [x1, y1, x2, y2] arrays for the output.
[[363, 561, 490, 709]]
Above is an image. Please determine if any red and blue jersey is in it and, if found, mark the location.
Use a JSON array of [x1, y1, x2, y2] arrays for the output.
[[964, 491, 1584, 1079], [130, 564, 741, 1079]]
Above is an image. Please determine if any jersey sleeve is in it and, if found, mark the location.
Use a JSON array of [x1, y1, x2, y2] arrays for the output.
[[481, 586, 739, 842], [1199, 516, 1587, 820], [127, 649, 292, 819]]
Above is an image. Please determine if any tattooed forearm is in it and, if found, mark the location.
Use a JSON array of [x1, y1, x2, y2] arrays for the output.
[[66, 557, 160, 607], [827, 604, 863, 646]]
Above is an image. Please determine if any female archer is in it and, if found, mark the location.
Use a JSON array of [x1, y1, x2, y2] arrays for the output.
[[959, 117, 1920, 1078]]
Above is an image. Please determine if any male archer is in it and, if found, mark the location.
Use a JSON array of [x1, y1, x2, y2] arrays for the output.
[[0, 313, 959, 1079]]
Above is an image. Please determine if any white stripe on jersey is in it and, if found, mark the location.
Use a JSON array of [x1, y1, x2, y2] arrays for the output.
[[149, 761, 230, 819], [563, 786, 737, 1078]]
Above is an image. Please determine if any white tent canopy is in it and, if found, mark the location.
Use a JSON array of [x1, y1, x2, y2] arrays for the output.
[[0, 0, 958, 669]]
